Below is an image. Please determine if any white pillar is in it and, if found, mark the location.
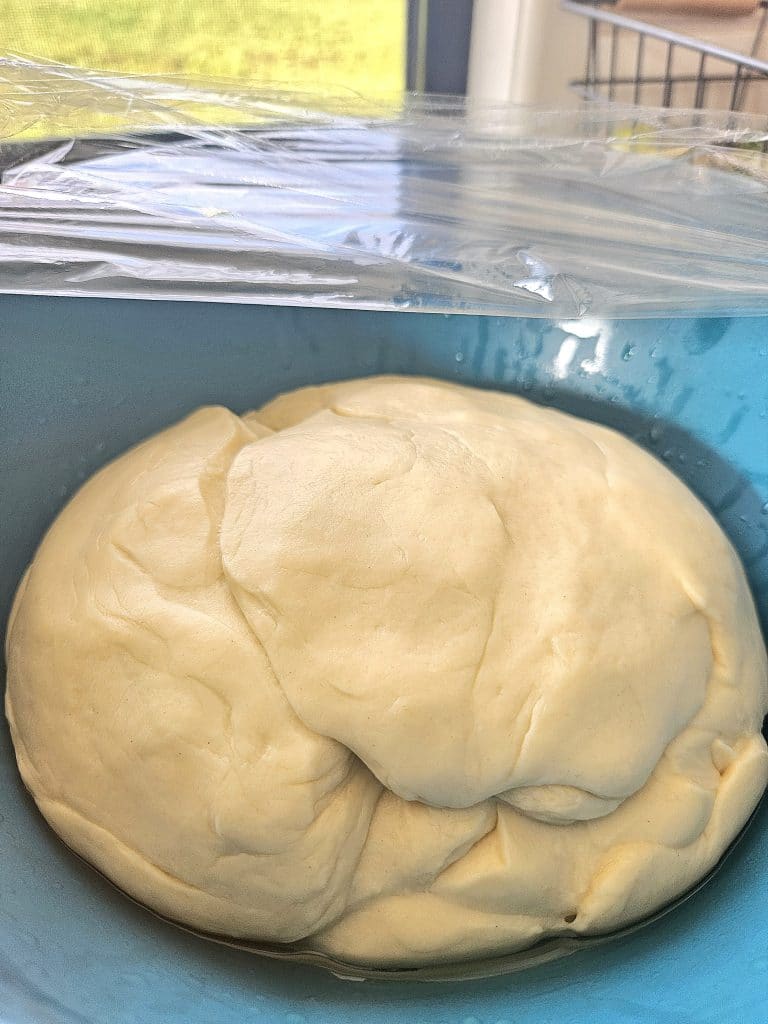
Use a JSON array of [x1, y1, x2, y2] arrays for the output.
[[468, 0, 587, 105]]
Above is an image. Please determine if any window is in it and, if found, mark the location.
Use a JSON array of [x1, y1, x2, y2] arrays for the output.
[[3, 0, 407, 96]]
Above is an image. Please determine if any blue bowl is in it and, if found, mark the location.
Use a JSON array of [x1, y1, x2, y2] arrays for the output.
[[2, 296, 767, 1023]]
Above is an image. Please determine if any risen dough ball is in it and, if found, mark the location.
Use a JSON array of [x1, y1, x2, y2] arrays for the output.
[[5, 376, 768, 967]]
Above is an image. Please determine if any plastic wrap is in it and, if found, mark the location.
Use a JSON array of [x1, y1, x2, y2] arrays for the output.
[[2, 56, 768, 317]]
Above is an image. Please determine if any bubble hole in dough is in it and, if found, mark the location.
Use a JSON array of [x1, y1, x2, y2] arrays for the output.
[[5, 376, 768, 967]]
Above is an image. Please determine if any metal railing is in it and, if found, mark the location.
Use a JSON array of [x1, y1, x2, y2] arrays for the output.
[[563, 1, 768, 111]]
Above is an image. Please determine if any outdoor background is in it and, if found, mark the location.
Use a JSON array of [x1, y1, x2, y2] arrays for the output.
[[3, 0, 406, 95]]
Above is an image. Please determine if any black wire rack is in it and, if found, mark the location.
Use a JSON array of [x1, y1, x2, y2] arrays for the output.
[[563, 1, 768, 112]]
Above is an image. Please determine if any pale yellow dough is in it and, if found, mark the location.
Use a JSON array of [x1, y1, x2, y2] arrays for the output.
[[5, 376, 767, 967]]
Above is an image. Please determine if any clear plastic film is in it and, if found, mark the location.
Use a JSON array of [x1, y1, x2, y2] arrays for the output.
[[2, 56, 768, 317]]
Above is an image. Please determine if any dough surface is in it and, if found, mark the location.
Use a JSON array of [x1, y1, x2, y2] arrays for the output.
[[5, 376, 767, 966]]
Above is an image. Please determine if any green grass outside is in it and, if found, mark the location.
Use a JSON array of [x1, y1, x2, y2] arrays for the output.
[[3, 0, 406, 95]]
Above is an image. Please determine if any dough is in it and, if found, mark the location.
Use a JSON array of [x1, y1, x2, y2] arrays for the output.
[[5, 376, 767, 967]]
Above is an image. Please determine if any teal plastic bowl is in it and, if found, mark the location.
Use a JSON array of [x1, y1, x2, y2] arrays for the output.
[[1, 296, 767, 1023]]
